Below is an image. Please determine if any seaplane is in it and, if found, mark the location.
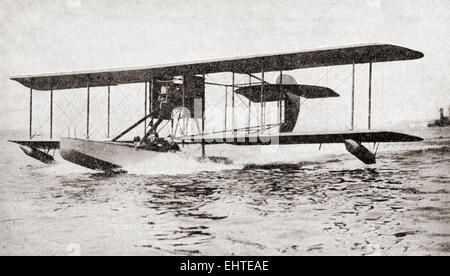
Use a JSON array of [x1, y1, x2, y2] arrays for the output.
[[9, 44, 424, 172]]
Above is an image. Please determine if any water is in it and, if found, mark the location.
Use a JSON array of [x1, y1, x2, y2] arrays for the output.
[[0, 127, 449, 255]]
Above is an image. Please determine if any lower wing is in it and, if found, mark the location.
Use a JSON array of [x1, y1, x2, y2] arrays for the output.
[[176, 131, 423, 145]]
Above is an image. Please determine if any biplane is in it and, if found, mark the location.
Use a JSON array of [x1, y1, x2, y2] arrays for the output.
[[9, 44, 424, 172]]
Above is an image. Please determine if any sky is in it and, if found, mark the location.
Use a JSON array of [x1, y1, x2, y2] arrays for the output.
[[0, 0, 449, 138]]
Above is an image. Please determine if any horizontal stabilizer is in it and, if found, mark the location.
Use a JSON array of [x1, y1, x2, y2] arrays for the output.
[[235, 84, 340, 102], [176, 131, 423, 145]]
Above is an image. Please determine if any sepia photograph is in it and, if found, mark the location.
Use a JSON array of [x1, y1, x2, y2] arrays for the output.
[[0, 0, 449, 259]]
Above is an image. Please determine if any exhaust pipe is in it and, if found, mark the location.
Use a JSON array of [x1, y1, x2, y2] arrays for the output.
[[344, 139, 376, 164]]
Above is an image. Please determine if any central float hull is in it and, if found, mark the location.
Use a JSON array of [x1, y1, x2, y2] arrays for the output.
[[60, 138, 167, 171]]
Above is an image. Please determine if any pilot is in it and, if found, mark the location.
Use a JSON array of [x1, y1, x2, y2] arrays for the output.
[[158, 85, 168, 103]]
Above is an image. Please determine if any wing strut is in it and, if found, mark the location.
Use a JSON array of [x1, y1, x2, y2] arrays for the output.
[[232, 72, 235, 132], [111, 108, 159, 142], [248, 75, 252, 135], [351, 61, 355, 130], [144, 81, 148, 135], [201, 74, 206, 158], [368, 62, 373, 130], [107, 85, 111, 138], [150, 79, 154, 127], [278, 70, 283, 126], [224, 86, 227, 132], [261, 66, 265, 126], [50, 89, 53, 139], [137, 117, 164, 146], [86, 84, 90, 139], [29, 87, 32, 139]]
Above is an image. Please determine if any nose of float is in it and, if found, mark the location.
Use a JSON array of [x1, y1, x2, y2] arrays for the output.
[[344, 139, 376, 165]]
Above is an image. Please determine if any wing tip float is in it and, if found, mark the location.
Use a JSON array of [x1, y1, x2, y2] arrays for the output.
[[9, 140, 59, 164]]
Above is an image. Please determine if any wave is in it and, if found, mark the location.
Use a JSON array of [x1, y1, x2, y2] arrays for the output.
[[242, 157, 346, 171], [400, 146, 450, 156], [123, 152, 241, 176]]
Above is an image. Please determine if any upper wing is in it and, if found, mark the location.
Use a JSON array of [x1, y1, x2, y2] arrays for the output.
[[11, 44, 423, 91], [176, 131, 423, 145]]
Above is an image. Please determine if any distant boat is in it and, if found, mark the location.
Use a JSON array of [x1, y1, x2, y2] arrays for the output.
[[428, 107, 450, 127]]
